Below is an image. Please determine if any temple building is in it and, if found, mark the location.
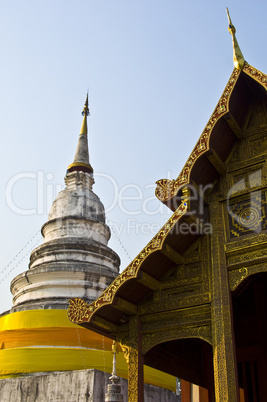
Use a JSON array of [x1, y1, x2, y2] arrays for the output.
[[0, 97, 178, 400], [68, 11, 267, 402]]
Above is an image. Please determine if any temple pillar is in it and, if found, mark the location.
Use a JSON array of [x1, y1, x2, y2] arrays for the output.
[[210, 201, 239, 402], [121, 316, 144, 402]]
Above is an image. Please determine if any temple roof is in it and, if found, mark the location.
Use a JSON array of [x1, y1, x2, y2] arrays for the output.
[[67, 18, 267, 337], [155, 64, 267, 210]]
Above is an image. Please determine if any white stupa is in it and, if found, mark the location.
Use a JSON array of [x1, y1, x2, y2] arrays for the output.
[[10, 94, 120, 311], [0, 96, 177, 401]]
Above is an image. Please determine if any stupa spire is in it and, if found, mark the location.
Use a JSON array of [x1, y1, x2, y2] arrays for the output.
[[80, 92, 90, 135], [67, 93, 93, 173], [105, 341, 123, 401], [226, 8, 245, 70]]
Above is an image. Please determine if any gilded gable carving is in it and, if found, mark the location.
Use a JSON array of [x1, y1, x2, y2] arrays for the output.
[[222, 103, 267, 239], [248, 133, 267, 158], [243, 98, 267, 136], [226, 99, 267, 173], [227, 192, 267, 238]]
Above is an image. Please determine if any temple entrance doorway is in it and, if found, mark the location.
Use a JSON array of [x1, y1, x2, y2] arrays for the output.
[[143, 338, 214, 402], [232, 272, 267, 402]]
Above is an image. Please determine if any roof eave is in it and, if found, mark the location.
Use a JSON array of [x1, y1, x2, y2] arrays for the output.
[[155, 63, 267, 210]]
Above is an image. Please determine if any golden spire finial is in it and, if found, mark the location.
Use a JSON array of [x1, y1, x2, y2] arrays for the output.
[[226, 8, 245, 70], [67, 93, 93, 174], [82, 92, 90, 117], [80, 92, 90, 135]]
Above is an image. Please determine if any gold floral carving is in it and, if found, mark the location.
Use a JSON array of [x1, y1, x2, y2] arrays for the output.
[[155, 68, 241, 202], [120, 344, 130, 364], [128, 347, 138, 402], [243, 62, 267, 89], [225, 233, 267, 253], [68, 298, 90, 324], [229, 262, 267, 291], [154, 179, 178, 203], [229, 268, 248, 291], [227, 249, 267, 267], [68, 200, 188, 325], [248, 135, 267, 157]]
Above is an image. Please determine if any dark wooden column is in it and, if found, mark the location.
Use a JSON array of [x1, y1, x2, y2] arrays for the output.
[[210, 201, 239, 402]]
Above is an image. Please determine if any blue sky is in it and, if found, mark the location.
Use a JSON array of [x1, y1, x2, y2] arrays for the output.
[[0, 1, 266, 312]]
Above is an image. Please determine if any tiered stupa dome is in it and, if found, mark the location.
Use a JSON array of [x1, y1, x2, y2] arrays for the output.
[[0, 96, 175, 394], [10, 95, 120, 311]]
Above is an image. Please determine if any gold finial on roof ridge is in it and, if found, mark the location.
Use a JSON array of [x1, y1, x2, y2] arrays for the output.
[[226, 8, 245, 70]]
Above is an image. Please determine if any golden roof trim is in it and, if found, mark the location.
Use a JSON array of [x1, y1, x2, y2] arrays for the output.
[[155, 68, 240, 202], [155, 63, 267, 204], [68, 195, 189, 325]]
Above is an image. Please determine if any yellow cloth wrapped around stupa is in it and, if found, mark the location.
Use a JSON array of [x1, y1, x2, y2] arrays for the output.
[[0, 309, 176, 392]]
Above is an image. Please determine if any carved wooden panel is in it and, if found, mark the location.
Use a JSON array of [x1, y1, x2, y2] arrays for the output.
[[243, 98, 267, 137], [142, 325, 212, 355], [225, 233, 267, 290], [221, 156, 266, 201], [248, 133, 267, 158], [227, 192, 267, 238], [225, 233, 267, 253], [141, 305, 212, 354], [229, 262, 267, 291], [229, 164, 265, 195], [139, 237, 211, 315], [226, 98, 267, 176]]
